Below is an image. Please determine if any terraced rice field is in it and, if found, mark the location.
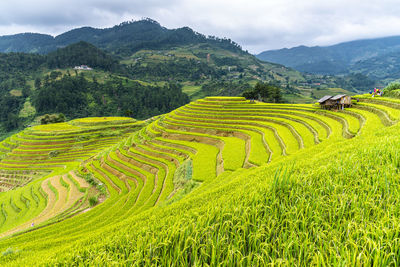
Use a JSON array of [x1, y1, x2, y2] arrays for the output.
[[0, 117, 144, 236], [1, 96, 400, 265]]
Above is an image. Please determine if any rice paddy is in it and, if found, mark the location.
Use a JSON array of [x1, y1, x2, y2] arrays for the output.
[[0, 96, 400, 265]]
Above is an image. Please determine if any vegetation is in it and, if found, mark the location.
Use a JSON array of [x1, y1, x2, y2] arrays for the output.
[[0, 96, 397, 265], [33, 73, 189, 119], [3, 19, 400, 265], [383, 82, 400, 98], [40, 114, 66, 124], [242, 81, 283, 103]]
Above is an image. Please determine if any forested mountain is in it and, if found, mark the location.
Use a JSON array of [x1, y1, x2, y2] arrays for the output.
[[0, 18, 243, 56], [256, 36, 400, 80]]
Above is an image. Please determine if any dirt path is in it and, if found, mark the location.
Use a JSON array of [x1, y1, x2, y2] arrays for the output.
[[69, 171, 90, 188]]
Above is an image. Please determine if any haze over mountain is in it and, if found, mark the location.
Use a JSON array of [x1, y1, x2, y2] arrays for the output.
[[256, 36, 400, 81]]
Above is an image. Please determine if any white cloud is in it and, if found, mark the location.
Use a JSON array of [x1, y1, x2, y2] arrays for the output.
[[1, 0, 400, 53]]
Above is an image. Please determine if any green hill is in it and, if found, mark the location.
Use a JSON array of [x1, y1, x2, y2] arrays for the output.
[[0, 95, 400, 265]]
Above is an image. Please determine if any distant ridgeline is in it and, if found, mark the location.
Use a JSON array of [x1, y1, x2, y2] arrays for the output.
[[257, 36, 400, 81], [0, 18, 244, 55]]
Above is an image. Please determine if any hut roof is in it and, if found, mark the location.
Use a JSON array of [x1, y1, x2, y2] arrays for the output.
[[318, 95, 332, 103], [331, 94, 347, 101]]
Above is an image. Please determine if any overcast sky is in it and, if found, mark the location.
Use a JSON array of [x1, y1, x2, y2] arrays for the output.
[[1, 0, 400, 53]]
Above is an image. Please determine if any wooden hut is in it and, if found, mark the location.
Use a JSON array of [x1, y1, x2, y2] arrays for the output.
[[318, 94, 352, 110], [331, 94, 352, 110], [318, 95, 334, 109]]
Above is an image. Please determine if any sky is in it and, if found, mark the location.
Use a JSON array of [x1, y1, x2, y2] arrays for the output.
[[1, 0, 400, 53]]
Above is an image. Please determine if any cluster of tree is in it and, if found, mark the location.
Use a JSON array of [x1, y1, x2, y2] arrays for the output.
[[0, 53, 43, 97], [242, 82, 284, 103], [0, 94, 25, 131], [0, 53, 45, 74], [33, 74, 190, 120], [382, 82, 400, 98], [40, 113, 66, 124], [87, 19, 245, 56]]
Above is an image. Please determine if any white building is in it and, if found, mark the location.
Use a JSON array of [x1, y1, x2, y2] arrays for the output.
[[74, 65, 93, 70]]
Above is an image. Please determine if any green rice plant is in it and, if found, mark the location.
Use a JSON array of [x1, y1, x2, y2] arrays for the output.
[[12, 123, 397, 265], [157, 137, 218, 182], [350, 108, 385, 134], [106, 151, 155, 204], [354, 102, 397, 126], [3, 95, 400, 266], [9, 198, 21, 213], [166, 112, 284, 158], [162, 116, 249, 168], [120, 146, 175, 205], [220, 137, 246, 170], [356, 102, 400, 121]]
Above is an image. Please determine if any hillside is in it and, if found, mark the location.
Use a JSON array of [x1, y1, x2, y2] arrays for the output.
[[0, 95, 400, 265], [256, 35, 400, 81], [0, 19, 364, 111], [0, 41, 192, 136]]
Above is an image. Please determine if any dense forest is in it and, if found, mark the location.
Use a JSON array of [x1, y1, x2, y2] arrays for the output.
[[34, 74, 189, 119]]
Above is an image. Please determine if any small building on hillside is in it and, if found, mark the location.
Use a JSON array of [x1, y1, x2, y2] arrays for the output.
[[318, 94, 352, 110], [331, 94, 352, 109], [74, 65, 93, 70]]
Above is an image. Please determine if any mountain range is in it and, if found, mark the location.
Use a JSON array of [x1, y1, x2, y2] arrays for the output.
[[256, 36, 400, 81], [0, 18, 243, 56]]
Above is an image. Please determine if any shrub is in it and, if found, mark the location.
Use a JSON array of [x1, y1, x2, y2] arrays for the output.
[[88, 196, 98, 207], [40, 113, 66, 124], [384, 82, 400, 92]]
